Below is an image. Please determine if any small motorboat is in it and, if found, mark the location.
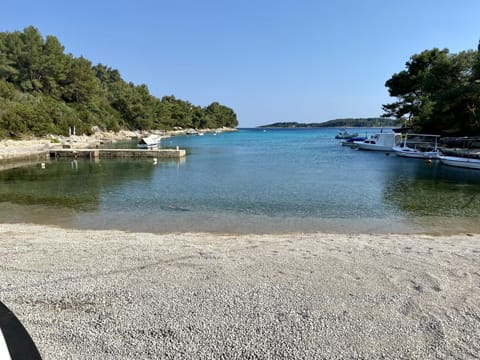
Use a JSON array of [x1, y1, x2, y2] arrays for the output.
[[341, 137, 367, 147], [392, 134, 440, 159], [335, 130, 358, 139], [353, 131, 402, 151], [393, 147, 440, 159], [439, 154, 480, 170], [137, 136, 161, 149]]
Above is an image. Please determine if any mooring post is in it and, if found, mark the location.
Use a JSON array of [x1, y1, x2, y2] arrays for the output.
[[90, 150, 99, 160]]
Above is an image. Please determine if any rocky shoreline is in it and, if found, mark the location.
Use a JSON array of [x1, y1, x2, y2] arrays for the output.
[[0, 127, 237, 166]]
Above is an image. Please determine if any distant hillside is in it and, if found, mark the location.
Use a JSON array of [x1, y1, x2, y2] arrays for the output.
[[259, 118, 399, 128]]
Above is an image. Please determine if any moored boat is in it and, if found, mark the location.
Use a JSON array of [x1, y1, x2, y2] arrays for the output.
[[392, 134, 440, 159], [335, 130, 358, 139], [341, 137, 367, 147], [137, 136, 161, 149], [394, 147, 440, 159], [439, 155, 480, 170], [437, 138, 480, 169], [353, 131, 402, 151]]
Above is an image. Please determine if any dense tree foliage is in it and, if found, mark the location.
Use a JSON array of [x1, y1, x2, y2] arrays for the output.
[[0, 27, 238, 138], [383, 43, 480, 136]]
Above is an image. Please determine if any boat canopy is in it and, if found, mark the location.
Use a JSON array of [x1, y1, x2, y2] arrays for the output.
[[138, 137, 158, 146]]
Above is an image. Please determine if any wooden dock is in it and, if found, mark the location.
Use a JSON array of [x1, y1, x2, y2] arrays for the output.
[[49, 148, 186, 159]]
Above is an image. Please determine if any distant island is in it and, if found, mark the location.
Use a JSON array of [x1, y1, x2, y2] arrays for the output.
[[259, 118, 399, 128]]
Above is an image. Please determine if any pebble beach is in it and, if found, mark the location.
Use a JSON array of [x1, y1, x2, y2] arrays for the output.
[[0, 224, 479, 359]]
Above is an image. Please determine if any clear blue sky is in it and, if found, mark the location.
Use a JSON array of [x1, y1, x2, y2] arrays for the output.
[[2, 0, 479, 127]]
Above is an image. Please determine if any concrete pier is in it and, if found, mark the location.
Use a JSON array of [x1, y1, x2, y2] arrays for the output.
[[0, 148, 186, 171], [50, 148, 186, 159], [0, 150, 50, 171], [0, 151, 50, 163]]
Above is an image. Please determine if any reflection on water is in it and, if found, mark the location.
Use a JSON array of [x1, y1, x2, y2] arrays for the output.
[[1, 128, 480, 234], [383, 159, 480, 217], [0, 158, 182, 210]]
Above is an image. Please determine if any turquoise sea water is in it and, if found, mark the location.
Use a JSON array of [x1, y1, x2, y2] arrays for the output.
[[1, 128, 480, 234]]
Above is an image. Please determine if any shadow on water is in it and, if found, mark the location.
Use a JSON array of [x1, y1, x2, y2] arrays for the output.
[[2, 129, 480, 234], [0, 158, 183, 210], [383, 158, 480, 219]]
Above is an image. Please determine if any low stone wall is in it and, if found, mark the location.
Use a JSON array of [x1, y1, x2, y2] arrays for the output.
[[50, 148, 186, 159], [0, 148, 185, 172], [0, 150, 49, 164]]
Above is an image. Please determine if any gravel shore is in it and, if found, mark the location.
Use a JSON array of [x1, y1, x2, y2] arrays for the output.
[[0, 224, 479, 359]]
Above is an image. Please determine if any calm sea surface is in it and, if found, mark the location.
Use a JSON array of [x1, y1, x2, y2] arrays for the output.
[[1, 128, 480, 234]]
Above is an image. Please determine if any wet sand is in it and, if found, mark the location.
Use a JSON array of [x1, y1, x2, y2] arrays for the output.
[[0, 224, 479, 359]]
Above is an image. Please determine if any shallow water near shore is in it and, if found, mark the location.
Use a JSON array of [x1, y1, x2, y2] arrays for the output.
[[1, 128, 480, 233]]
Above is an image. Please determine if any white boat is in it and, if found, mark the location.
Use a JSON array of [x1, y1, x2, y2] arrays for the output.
[[137, 136, 161, 149], [393, 134, 440, 159], [353, 132, 401, 151], [439, 155, 480, 170], [335, 130, 358, 139], [186, 129, 202, 135], [394, 147, 440, 159]]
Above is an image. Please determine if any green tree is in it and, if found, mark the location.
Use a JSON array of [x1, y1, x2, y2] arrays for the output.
[[383, 47, 479, 135], [0, 26, 239, 138], [204, 102, 238, 128], [0, 51, 18, 81], [18, 26, 45, 92], [62, 56, 101, 103], [41, 35, 67, 97]]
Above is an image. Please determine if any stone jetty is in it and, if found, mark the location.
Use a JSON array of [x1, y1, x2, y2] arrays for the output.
[[0, 143, 186, 171], [50, 148, 186, 159]]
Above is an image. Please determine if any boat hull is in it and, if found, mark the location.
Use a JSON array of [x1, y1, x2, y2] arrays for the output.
[[335, 133, 358, 139], [393, 147, 439, 159], [137, 136, 161, 149], [137, 144, 158, 149], [354, 143, 393, 151], [439, 156, 480, 170], [352, 132, 401, 152]]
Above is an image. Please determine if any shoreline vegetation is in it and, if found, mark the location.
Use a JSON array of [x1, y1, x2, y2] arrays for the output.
[[258, 118, 398, 128], [0, 224, 479, 359], [0, 127, 237, 166], [0, 27, 238, 140], [1, 26, 480, 359]]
